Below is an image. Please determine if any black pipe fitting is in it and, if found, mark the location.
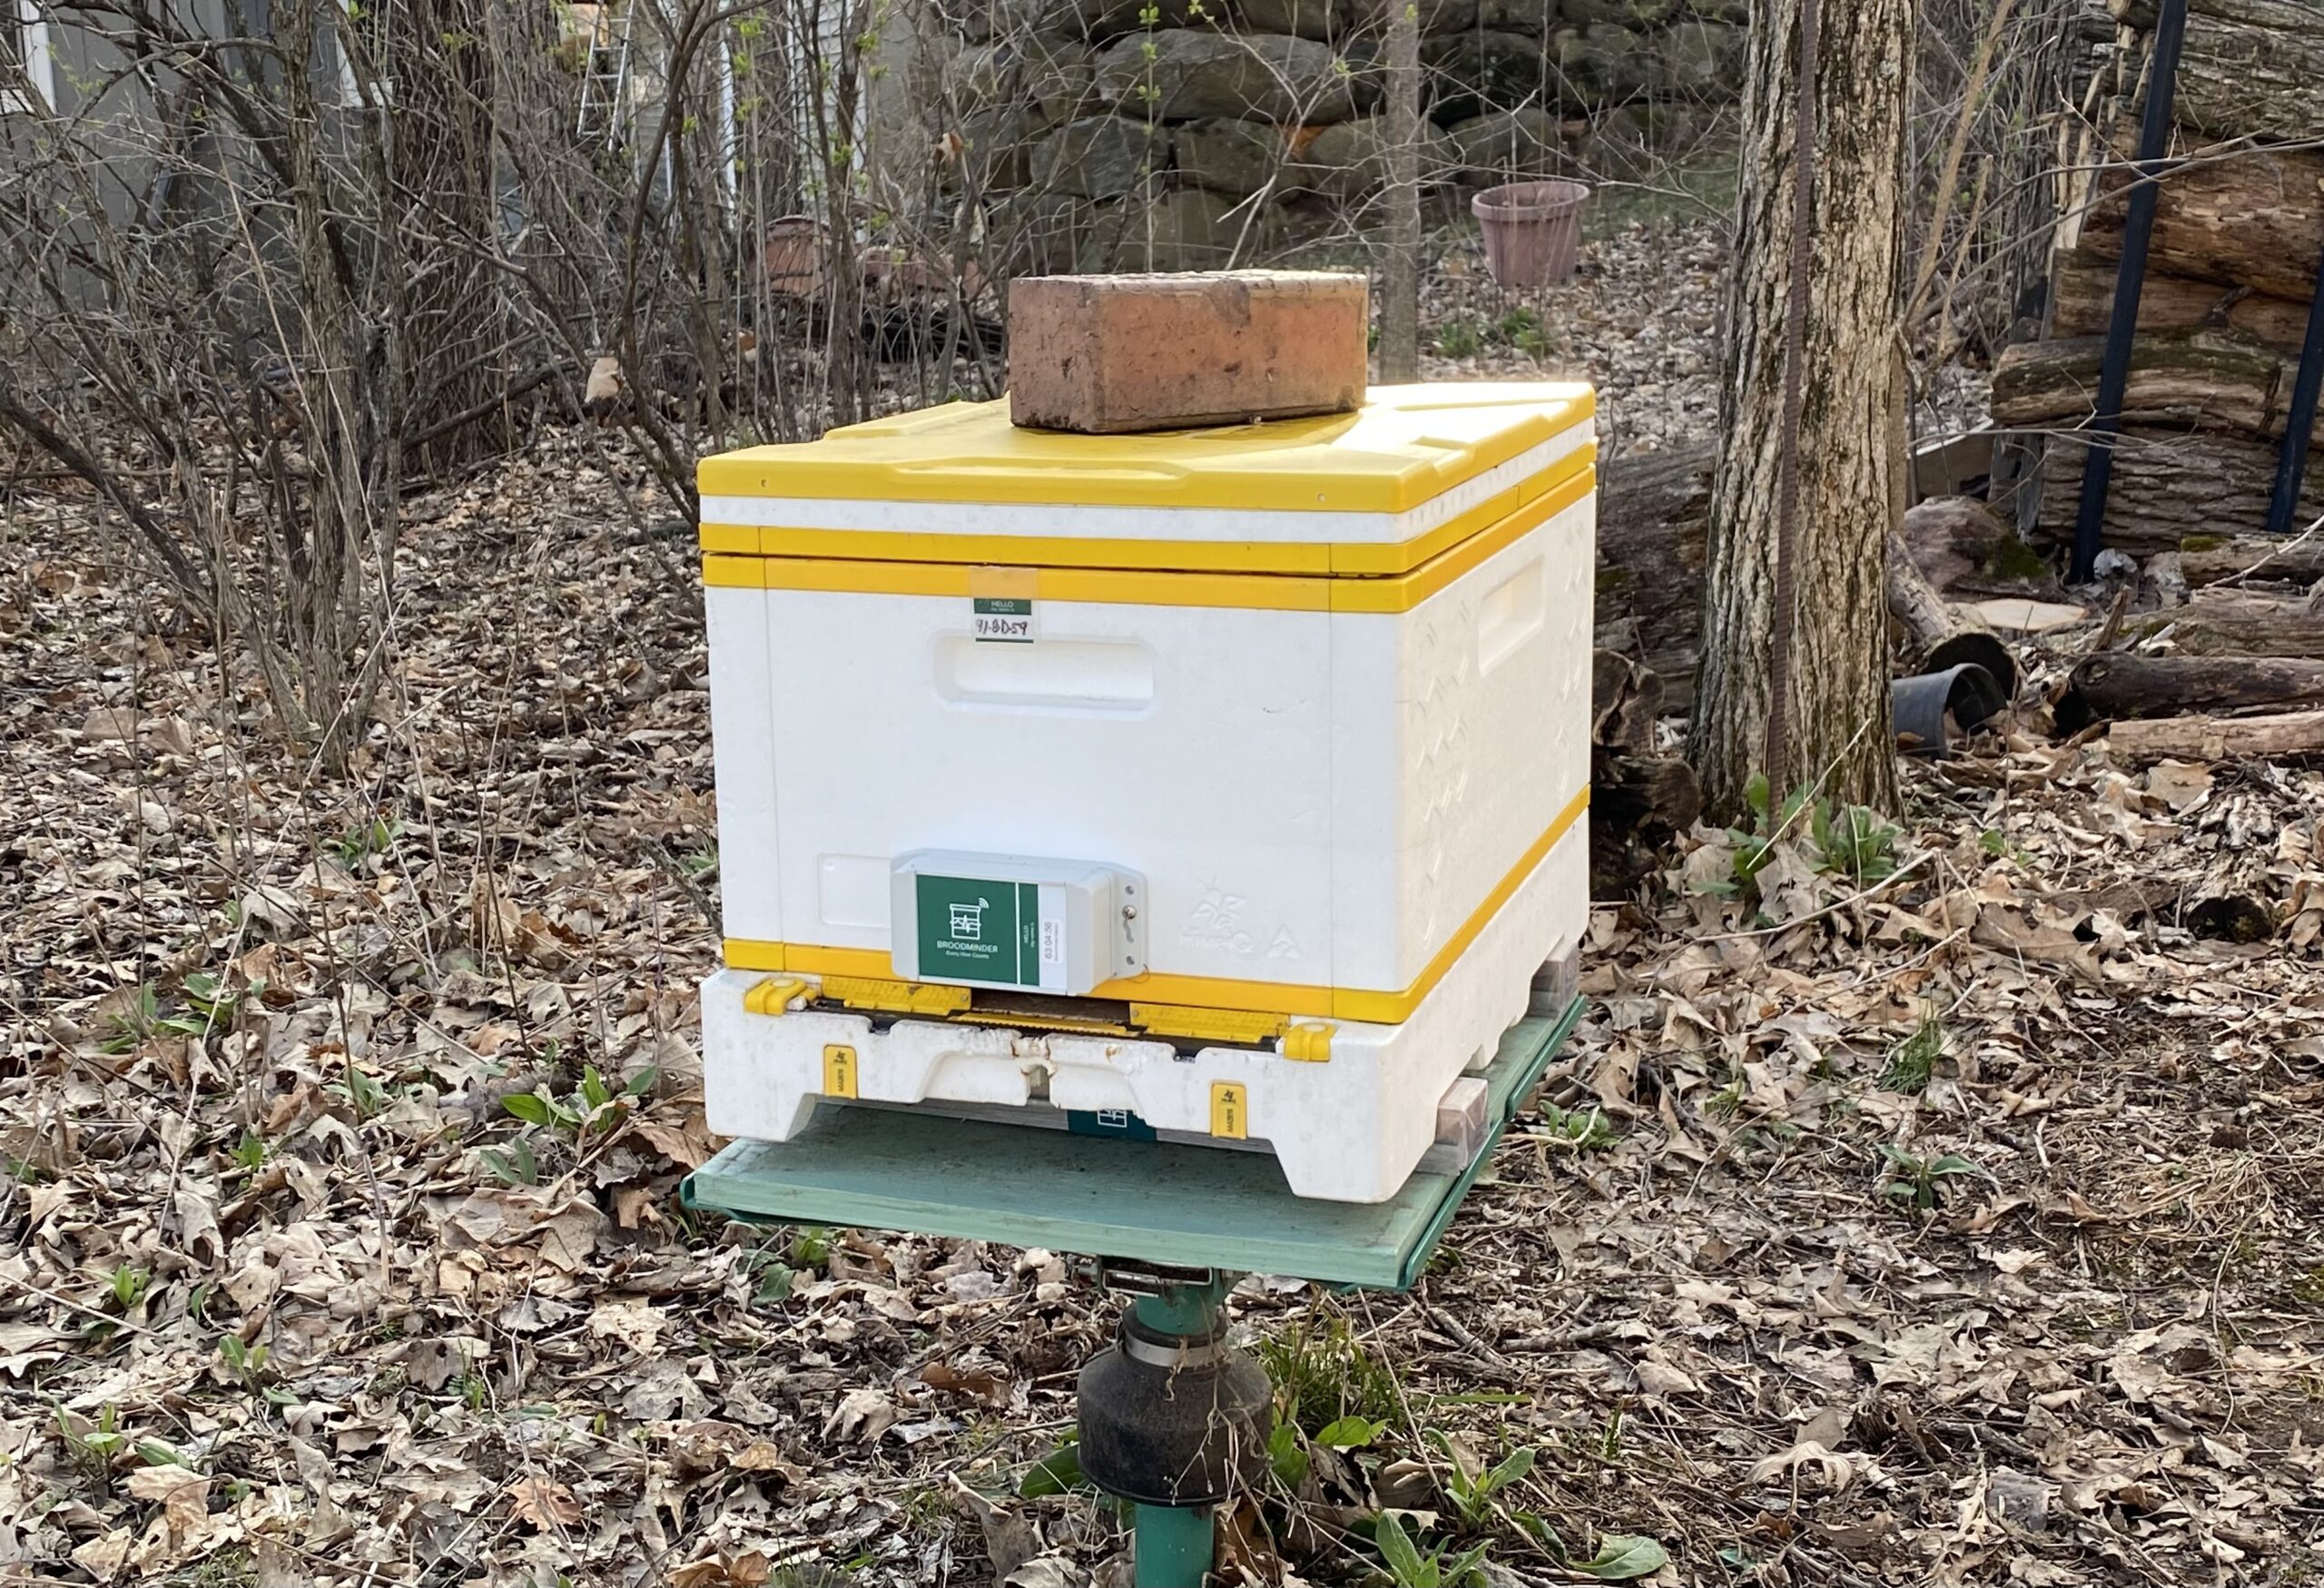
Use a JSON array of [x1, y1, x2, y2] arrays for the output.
[[1075, 1307, 1270, 1506]]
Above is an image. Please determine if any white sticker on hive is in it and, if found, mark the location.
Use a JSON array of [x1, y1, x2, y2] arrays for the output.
[[1038, 882, 1067, 991], [971, 596, 1036, 643]]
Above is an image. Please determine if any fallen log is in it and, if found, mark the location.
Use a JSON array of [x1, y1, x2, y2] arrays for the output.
[[2131, 588, 2324, 658], [1595, 442, 1712, 707], [2049, 864, 2276, 942], [2161, 0, 2324, 146], [2188, 873, 2280, 942], [1886, 529, 2018, 696], [2055, 652, 2324, 732], [2177, 533, 2324, 588], [2081, 141, 2324, 306], [1991, 330, 2313, 447], [2107, 706, 2324, 762], [2034, 427, 2324, 553], [2048, 250, 2312, 351]]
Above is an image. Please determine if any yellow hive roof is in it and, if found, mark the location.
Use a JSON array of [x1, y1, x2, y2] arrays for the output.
[[697, 382, 1594, 513]]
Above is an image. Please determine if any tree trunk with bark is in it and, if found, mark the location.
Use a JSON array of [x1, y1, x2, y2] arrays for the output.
[[1376, 0, 1421, 383], [1689, 0, 1912, 818], [395, 0, 509, 470]]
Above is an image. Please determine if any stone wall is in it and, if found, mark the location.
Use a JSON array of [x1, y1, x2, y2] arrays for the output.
[[917, 0, 1745, 271]]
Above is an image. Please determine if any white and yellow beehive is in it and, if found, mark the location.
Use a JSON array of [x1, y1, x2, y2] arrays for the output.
[[696, 381, 1596, 1203]]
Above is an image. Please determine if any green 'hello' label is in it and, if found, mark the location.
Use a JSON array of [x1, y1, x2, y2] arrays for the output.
[[970, 597, 1035, 643], [915, 875, 1041, 986]]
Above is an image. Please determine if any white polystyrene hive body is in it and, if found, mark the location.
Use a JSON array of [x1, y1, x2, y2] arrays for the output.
[[695, 382, 1596, 1202]]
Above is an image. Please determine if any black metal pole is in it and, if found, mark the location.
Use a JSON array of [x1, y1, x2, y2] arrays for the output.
[[2069, 0, 2190, 583], [2267, 241, 2324, 534]]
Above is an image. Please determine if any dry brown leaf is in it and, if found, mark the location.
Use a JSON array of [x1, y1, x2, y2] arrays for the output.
[[671, 1551, 773, 1588], [921, 1360, 1010, 1406], [506, 1476, 583, 1529], [125, 1464, 211, 1533]]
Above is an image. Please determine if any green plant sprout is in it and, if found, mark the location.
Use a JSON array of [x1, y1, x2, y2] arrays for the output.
[[56, 1402, 126, 1473], [334, 1063, 390, 1121], [1699, 773, 1904, 904], [1437, 320, 1483, 359], [100, 975, 246, 1052], [1257, 1309, 1401, 1437], [328, 816, 399, 868], [1880, 1012, 1945, 1093], [479, 1134, 538, 1187], [1373, 1513, 1488, 1588], [1571, 1534, 1669, 1580], [1425, 1430, 1535, 1530], [502, 1064, 657, 1139], [1534, 1101, 1619, 1151], [1811, 800, 1902, 884], [229, 1131, 269, 1174], [1879, 1143, 1987, 1209], [217, 1334, 270, 1386]]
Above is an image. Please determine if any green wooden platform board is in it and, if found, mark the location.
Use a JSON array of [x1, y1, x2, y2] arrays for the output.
[[682, 997, 1582, 1290]]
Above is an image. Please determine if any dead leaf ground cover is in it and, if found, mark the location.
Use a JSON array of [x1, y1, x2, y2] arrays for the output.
[[2, 243, 2319, 1588]]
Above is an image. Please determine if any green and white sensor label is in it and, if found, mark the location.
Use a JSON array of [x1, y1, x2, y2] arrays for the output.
[[971, 596, 1035, 644], [915, 874, 1065, 990]]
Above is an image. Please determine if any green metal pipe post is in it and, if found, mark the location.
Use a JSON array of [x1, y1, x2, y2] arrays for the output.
[[1127, 1279, 1230, 1587], [1131, 1280, 1227, 1337], [1132, 1503, 1216, 1588]]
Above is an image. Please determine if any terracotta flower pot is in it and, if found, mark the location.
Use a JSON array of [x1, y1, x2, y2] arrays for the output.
[[1471, 180, 1590, 289]]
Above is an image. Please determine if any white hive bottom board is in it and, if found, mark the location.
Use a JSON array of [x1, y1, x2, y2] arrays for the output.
[[702, 820, 1586, 1203]]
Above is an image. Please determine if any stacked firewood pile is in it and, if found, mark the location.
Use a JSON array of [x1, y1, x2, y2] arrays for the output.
[[1990, 0, 2323, 552], [1956, 0, 2324, 765]]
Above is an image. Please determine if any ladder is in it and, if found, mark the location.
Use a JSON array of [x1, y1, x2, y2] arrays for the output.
[[575, 2, 633, 147]]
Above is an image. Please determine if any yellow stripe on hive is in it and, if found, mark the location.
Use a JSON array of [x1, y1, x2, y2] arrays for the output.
[[966, 565, 1038, 600], [696, 464, 1595, 614], [702, 553, 768, 589], [699, 523, 762, 555], [1330, 467, 1594, 615], [726, 939, 785, 971], [773, 943, 898, 981], [718, 784, 1590, 1024], [698, 443, 1598, 575]]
